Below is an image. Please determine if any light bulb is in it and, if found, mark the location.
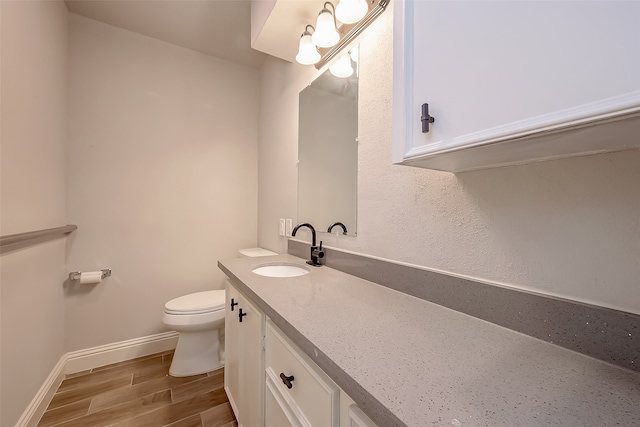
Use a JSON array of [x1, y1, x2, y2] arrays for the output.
[[312, 6, 340, 48], [330, 53, 354, 78], [296, 32, 320, 65], [336, 0, 368, 24]]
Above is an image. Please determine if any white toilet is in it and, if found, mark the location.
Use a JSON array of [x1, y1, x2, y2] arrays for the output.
[[163, 290, 226, 377], [163, 248, 276, 377]]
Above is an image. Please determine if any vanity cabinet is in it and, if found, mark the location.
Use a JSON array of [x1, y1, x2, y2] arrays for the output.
[[224, 278, 377, 427], [392, 0, 640, 172], [224, 280, 264, 427]]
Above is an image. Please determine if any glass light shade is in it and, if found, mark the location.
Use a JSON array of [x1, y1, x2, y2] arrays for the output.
[[329, 54, 354, 78], [296, 33, 321, 65], [312, 10, 340, 48], [336, 0, 368, 24], [350, 45, 359, 63]]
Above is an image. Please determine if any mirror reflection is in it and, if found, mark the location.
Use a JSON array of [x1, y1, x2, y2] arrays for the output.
[[298, 47, 358, 236]]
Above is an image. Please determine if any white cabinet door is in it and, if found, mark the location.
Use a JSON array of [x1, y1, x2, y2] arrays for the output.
[[393, 0, 640, 172], [224, 280, 265, 427], [224, 281, 240, 417], [348, 405, 377, 427]]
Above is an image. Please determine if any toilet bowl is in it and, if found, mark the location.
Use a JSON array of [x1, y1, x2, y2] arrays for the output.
[[163, 290, 226, 377]]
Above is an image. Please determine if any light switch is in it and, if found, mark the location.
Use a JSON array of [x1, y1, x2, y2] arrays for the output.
[[279, 219, 285, 237], [285, 219, 293, 237]]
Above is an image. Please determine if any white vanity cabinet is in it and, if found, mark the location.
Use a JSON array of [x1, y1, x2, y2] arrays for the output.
[[224, 279, 377, 427], [224, 280, 265, 427], [392, 0, 640, 172]]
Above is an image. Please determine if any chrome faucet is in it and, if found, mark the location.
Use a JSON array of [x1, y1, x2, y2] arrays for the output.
[[327, 221, 348, 235], [291, 222, 324, 267]]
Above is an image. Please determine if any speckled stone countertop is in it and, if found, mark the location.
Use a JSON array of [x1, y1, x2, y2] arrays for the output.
[[218, 254, 640, 427]]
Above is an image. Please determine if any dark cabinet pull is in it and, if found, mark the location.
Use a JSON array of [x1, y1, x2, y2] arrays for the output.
[[238, 308, 247, 322], [230, 298, 238, 311], [280, 373, 294, 389], [421, 103, 435, 133]]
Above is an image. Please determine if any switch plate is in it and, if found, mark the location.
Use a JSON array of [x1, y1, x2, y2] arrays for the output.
[[279, 219, 285, 237], [285, 219, 293, 237]]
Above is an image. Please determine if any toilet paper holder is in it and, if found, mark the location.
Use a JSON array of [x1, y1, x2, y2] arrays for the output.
[[69, 269, 112, 281]]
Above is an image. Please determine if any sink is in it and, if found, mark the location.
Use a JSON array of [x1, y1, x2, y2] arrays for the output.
[[252, 263, 310, 278]]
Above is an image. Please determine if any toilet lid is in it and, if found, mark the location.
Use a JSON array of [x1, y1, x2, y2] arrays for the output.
[[165, 290, 225, 315]]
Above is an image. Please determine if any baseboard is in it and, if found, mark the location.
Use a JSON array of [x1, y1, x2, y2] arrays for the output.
[[15, 331, 178, 427], [65, 331, 179, 374], [14, 356, 66, 427]]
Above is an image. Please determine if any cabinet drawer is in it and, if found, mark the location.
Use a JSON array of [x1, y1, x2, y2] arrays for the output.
[[265, 373, 298, 427], [265, 319, 339, 427]]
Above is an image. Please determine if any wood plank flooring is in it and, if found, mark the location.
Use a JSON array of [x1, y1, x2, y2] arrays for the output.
[[37, 351, 237, 427]]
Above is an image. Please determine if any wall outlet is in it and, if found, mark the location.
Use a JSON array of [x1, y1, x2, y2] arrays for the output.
[[279, 219, 286, 237], [285, 219, 293, 237]]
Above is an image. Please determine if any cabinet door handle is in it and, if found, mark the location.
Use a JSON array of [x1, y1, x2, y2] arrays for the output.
[[230, 298, 238, 311], [238, 308, 247, 322], [421, 103, 435, 133], [280, 373, 295, 389]]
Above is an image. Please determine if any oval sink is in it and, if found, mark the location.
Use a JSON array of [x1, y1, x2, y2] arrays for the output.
[[252, 263, 310, 278]]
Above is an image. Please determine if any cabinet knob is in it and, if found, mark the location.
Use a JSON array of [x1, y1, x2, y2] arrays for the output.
[[230, 298, 238, 311], [280, 373, 295, 389], [421, 103, 435, 133], [238, 308, 247, 322]]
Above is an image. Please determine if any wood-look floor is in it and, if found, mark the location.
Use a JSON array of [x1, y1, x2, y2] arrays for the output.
[[37, 351, 237, 427]]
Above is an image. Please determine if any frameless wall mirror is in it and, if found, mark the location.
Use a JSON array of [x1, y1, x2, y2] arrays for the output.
[[298, 46, 358, 236]]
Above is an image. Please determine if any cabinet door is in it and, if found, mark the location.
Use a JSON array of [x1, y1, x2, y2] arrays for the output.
[[238, 294, 264, 427], [224, 281, 241, 417], [348, 405, 377, 427], [224, 280, 265, 427], [393, 0, 640, 171]]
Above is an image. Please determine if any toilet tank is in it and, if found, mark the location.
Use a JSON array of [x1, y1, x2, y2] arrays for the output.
[[238, 247, 277, 258]]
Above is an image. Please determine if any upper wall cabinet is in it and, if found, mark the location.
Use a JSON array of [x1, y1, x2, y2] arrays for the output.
[[392, 0, 640, 173]]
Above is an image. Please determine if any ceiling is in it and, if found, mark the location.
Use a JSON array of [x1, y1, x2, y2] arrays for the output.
[[65, 0, 268, 69]]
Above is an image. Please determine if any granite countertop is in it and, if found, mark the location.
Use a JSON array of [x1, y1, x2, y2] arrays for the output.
[[218, 254, 640, 427]]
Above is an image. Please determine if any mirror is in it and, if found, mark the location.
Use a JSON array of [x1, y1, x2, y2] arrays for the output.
[[297, 48, 358, 236]]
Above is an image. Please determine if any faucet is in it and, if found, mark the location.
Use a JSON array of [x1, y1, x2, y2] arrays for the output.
[[327, 222, 348, 235], [291, 222, 324, 267]]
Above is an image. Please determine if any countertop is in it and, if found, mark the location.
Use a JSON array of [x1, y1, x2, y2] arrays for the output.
[[218, 254, 640, 426]]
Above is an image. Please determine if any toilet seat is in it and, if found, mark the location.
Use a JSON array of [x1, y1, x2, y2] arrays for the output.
[[164, 290, 225, 315]]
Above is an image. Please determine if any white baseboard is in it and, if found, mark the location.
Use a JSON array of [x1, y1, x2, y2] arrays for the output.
[[14, 356, 66, 427], [15, 331, 178, 427], [65, 331, 178, 374]]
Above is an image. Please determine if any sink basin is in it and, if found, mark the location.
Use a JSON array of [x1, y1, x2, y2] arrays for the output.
[[252, 263, 310, 278]]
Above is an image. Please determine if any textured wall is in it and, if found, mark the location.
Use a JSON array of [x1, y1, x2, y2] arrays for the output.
[[258, 2, 640, 315], [66, 14, 259, 352], [0, 1, 69, 425]]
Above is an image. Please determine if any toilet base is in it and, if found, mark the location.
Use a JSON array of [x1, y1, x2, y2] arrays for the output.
[[169, 327, 225, 377]]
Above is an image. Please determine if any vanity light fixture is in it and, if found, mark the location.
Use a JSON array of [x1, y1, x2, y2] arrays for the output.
[[312, 2, 340, 48], [336, 0, 368, 24], [329, 53, 354, 78], [294, 0, 389, 70], [295, 25, 321, 65]]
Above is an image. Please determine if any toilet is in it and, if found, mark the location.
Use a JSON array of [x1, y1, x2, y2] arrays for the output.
[[163, 290, 226, 377], [163, 248, 276, 377]]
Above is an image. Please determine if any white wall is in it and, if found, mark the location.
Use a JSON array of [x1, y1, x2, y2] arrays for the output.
[[0, 1, 69, 425], [66, 14, 259, 352], [257, 2, 640, 315]]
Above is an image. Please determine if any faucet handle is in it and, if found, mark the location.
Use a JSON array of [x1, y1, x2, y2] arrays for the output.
[[316, 241, 324, 259]]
